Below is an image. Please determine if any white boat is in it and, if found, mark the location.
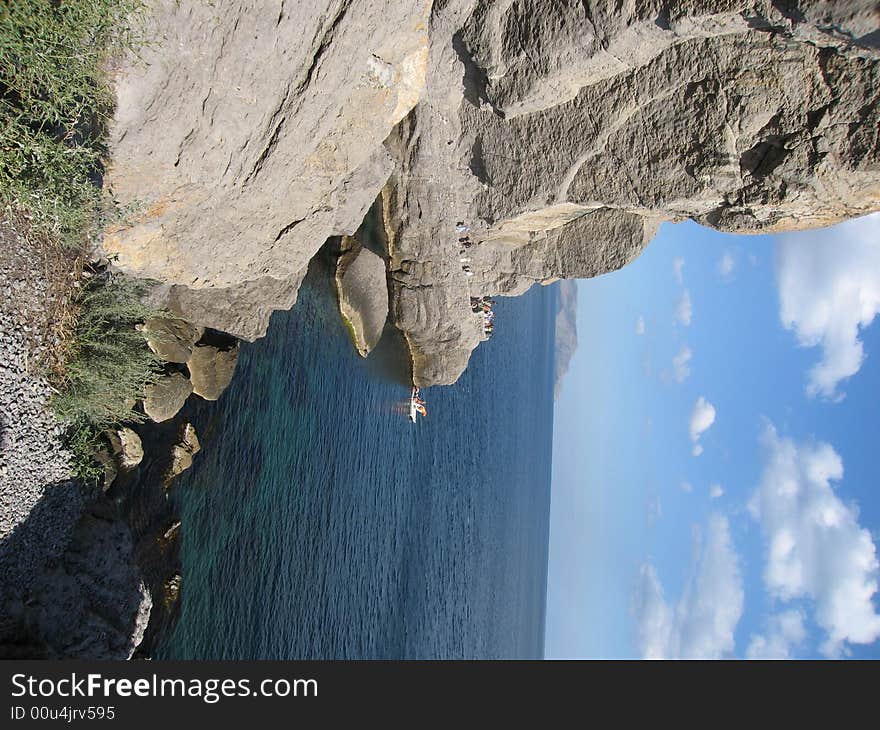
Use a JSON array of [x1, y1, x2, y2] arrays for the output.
[[409, 387, 424, 423]]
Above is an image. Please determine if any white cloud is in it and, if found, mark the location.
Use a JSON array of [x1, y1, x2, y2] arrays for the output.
[[673, 256, 684, 285], [635, 565, 674, 659], [680, 481, 693, 493], [718, 251, 735, 279], [635, 514, 744, 658], [746, 609, 807, 659], [676, 289, 692, 326], [672, 346, 692, 383], [689, 396, 716, 456], [709, 483, 724, 499], [776, 212, 880, 400], [635, 315, 645, 335], [749, 424, 880, 657]]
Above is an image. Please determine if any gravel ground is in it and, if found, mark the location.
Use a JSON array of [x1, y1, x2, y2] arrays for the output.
[[0, 218, 84, 593]]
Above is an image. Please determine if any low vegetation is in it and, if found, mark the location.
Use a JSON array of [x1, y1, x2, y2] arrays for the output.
[[0, 0, 144, 242], [0, 1, 157, 479], [52, 273, 162, 427]]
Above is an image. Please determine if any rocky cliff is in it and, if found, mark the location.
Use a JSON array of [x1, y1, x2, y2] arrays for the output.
[[0, 496, 152, 660], [104, 1, 880, 386]]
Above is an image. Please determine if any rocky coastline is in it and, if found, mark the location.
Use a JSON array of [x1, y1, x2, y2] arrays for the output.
[[0, 220, 151, 658], [2, 0, 880, 658], [0, 218, 239, 658]]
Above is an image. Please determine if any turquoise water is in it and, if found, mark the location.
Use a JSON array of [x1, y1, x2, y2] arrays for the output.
[[157, 255, 557, 659]]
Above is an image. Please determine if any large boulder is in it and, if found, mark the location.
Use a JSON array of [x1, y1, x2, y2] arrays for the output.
[[164, 422, 201, 486], [187, 342, 240, 400], [138, 317, 203, 363], [335, 236, 389, 357], [104, 426, 144, 469], [142, 372, 192, 422], [104, 0, 429, 339]]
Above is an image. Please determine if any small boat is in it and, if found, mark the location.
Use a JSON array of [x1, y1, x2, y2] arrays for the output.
[[409, 387, 427, 422]]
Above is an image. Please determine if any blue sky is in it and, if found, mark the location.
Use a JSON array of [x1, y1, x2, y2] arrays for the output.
[[546, 213, 880, 659]]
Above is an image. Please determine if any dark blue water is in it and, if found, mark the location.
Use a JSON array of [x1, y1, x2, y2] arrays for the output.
[[157, 256, 557, 659]]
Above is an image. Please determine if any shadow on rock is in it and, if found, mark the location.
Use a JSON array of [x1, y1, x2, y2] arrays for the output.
[[0, 487, 151, 659]]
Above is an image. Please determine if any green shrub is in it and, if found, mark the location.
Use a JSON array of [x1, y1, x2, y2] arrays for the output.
[[52, 274, 162, 429], [1, 2, 152, 481], [0, 0, 145, 243], [65, 422, 106, 483]]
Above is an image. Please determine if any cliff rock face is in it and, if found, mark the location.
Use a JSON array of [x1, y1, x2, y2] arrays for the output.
[[335, 236, 390, 357], [105, 1, 880, 385], [0, 499, 151, 660], [105, 0, 431, 339]]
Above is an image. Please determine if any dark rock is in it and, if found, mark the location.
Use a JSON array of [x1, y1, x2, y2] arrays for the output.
[[163, 422, 201, 487], [2, 500, 151, 660], [93, 446, 118, 491]]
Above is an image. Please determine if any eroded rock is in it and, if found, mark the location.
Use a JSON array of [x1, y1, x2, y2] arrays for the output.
[[138, 317, 203, 363], [163, 572, 181, 610], [143, 372, 192, 422], [187, 342, 239, 401], [11, 502, 152, 659], [105, 426, 144, 470], [164, 422, 201, 487], [105, 1, 880, 385], [335, 236, 389, 356], [105, 0, 431, 338]]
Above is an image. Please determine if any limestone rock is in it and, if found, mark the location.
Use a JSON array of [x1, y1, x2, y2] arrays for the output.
[[15, 502, 152, 659], [143, 372, 192, 422], [104, 426, 144, 469], [166, 447, 193, 481], [105, 1, 880, 385], [335, 236, 389, 356], [104, 0, 430, 339], [164, 422, 201, 486], [382, 1, 880, 384], [138, 317, 203, 363], [162, 520, 181, 542], [180, 422, 200, 455], [187, 342, 240, 401]]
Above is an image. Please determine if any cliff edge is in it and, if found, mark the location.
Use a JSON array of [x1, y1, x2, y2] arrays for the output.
[[103, 1, 880, 385]]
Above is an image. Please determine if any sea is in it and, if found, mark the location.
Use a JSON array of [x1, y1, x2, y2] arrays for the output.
[[155, 253, 558, 659]]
